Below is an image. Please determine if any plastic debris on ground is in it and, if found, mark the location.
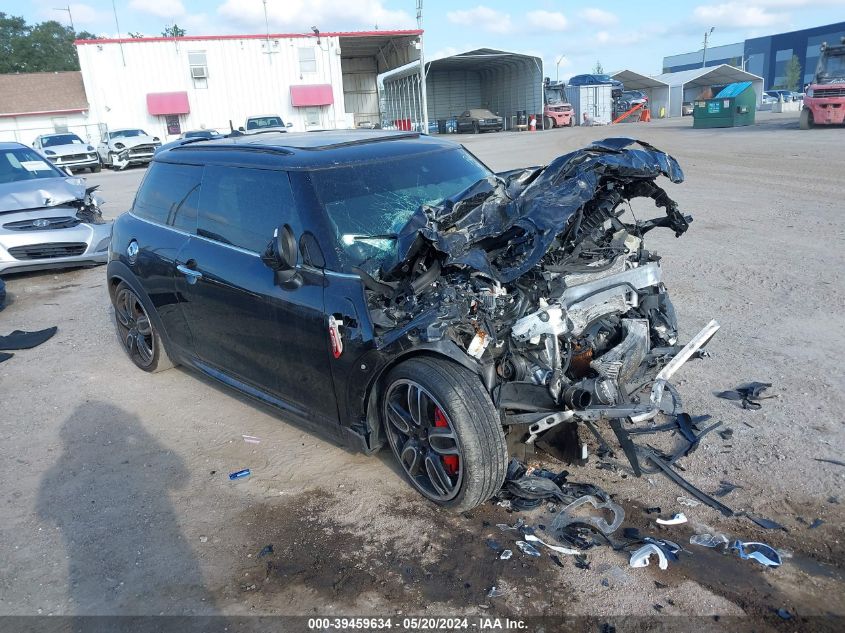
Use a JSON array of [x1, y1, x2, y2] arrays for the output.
[[486, 538, 503, 552], [524, 533, 580, 555], [551, 495, 625, 535], [574, 554, 590, 570], [228, 469, 251, 480], [690, 533, 729, 548], [715, 381, 774, 409], [515, 540, 542, 557], [242, 435, 261, 444], [808, 518, 824, 529], [677, 496, 700, 508], [487, 586, 504, 598], [629, 543, 669, 570], [656, 513, 687, 526], [499, 549, 512, 560], [732, 540, 782, 567], [258, 544, 274, 558]]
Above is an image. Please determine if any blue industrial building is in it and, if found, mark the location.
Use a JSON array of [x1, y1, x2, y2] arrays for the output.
[[663, 21, 845, 90]]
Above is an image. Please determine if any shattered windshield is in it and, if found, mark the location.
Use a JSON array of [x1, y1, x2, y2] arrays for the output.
[[310, 148, 491, 271], [818, 51, 845, 83], [0, 147, 63, 184], [42, 134, 84, 147]]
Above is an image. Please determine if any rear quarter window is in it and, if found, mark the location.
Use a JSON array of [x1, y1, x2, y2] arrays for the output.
[[132, 161, 202, 231], [197, 166, 297, 253]]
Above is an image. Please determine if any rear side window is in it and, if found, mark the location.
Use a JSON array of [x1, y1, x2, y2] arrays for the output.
[[133, 162, 201, 231], [197, 166, 296, 253]]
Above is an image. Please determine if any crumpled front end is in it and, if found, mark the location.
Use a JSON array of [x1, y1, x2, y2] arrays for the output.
[[358, 138, 716, 451], [0, 179, 111, 274]]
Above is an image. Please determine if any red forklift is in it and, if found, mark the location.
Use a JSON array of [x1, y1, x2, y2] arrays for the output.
[[801, 36, 845, 129]]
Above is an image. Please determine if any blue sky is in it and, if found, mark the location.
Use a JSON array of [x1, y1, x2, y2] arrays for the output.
[[9, 0, 844, 76]]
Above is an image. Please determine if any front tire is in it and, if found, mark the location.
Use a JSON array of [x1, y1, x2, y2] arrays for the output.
[[112, 281, 174, 373], [472, 122, 480, 134], [799, 108, 813, 129], [91, 163, 101, 173], [544, 117, 555, 129], [382, 357, 507, 512]]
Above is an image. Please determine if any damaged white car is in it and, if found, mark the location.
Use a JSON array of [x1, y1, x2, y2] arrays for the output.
[[0, 142, 111, 274], [97, 128, 161, 170], [33, 132, 101, 173]]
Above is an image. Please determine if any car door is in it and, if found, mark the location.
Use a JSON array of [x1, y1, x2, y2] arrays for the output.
[[129, 160, 202, 355], [175, 164, 339, 425], [457, 111, 471, 132]]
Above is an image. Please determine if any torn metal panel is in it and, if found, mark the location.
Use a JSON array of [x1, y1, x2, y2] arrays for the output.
[[356, 137, 716, 458]]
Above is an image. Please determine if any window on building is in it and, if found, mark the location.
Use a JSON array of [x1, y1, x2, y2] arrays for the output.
[[51, 117, 69, 133], [197, 166, 297, 253], [189, 50, 208, 89], [299, 47, 317, 74], [133, 162, 202, 231], [304, 107, 321, 127]]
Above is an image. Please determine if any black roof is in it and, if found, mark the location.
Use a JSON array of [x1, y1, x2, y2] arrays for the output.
[[155, 130, 462, 170]]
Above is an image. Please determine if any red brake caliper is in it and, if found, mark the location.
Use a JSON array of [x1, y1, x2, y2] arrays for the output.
[[434, 407, 459, 475]]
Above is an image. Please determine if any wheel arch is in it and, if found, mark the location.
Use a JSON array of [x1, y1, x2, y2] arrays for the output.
[[359, 343, 496, 452], [107, 260, 180, 363]]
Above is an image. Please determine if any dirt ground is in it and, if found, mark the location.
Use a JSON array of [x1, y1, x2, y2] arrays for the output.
[[1, 111, 843, 630]]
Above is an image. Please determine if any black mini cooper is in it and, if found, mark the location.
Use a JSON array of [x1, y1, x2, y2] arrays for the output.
[[109, 131, 700, 512], [108, 131, 508, 511]]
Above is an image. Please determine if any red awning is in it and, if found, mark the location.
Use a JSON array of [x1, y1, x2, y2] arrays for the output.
[[290, 84, 333, 107], [146, 92, 190, 115]]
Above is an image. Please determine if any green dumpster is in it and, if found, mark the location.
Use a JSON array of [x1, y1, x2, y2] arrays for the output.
[[693, 81, 756, 128]]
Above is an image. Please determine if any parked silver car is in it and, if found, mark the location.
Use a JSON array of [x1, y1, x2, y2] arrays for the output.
[[0, 142, 111, 274], [33, 133, 101, 173], [97, 128, 161, 170]]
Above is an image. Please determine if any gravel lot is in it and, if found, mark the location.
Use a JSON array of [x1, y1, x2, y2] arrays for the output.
[[1, 111, 843, 628]]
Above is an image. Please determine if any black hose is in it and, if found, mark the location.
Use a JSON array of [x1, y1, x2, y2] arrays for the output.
[[410, 259, 441, 294], [352, 267, 396, 297]]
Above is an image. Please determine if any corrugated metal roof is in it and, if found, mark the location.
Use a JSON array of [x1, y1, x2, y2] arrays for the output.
[[715, 81, 753, 98], [653, 64, 763, 88], [610, 70, 670, 90], [0, 71, 88, 117]]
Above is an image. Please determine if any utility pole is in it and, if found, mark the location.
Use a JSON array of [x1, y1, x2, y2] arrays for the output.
[[111, 0, 125, 66], [416, 0, 429, 134], [702, 27, 715, 68], [54, 5, 74, 32]]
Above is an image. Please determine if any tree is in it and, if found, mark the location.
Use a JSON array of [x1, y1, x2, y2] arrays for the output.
[[128, 31, 144, 38], [0, 12, 98, 73], [593, 60, 604, 75], [162, 24, 186, 37], [784, 54, 802, 92]]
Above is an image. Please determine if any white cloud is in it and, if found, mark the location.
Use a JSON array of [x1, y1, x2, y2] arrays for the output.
[[447, 5, 513, 35], [217, 0, 415, 32], [692, 3, 787, 28], [526, 10, 569, 32], [580, 8, 618, 27], [129, 0, 187, 19]]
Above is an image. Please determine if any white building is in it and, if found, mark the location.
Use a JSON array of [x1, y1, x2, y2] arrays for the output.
[[0, 72, 96, 146], [75, 30, 421, 141]]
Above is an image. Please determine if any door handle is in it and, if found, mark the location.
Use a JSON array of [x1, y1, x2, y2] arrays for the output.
[[177, 264, 203, 284]]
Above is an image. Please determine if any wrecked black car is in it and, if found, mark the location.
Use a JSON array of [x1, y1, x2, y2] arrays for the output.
[[108, 131, 717, 511]]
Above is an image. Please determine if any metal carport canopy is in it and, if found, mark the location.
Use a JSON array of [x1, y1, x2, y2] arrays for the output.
[[380, 48, 543, 131], [610, 70, 671, 118], [654, 65, 765, 117]]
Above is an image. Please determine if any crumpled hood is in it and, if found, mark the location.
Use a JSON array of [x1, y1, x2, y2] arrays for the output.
[[0, 177, 87, 213], [110, 135, 158, 148], [42, 143, 96, 157], [389, 138, 684, 283]]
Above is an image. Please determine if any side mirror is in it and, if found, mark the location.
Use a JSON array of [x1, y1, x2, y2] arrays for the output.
[[285, 122, 293, 128], [238, 126, 245, 132], [262, 224, 301, 286]]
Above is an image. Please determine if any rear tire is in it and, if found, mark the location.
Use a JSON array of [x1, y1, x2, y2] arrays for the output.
[[112, 281, 174, 373], [799, 108, 813, 130], [381, 357, 507, 512], [472, 122, 480, 134]]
